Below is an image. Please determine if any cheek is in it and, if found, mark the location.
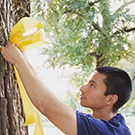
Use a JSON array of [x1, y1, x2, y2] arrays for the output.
[[87, 90, 105, 101], [86, 91, 97, 101]]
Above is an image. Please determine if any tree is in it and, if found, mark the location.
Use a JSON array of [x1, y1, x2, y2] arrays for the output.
[[31, 0, 135, 115], [0, 0, 30, 134], [33, 0, 135, 66], [32, 0, 135, 86]]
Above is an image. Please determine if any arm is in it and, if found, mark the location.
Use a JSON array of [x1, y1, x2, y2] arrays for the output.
[[1, 42, 77, 135]]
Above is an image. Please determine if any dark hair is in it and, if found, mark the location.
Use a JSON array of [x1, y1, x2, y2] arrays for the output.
[[95, 66, 132, 113]]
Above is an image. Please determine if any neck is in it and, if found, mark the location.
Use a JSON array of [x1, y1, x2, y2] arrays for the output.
[[92, 109, 117, 121]]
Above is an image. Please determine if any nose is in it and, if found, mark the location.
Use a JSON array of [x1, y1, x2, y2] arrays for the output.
[[80, 84, 87, 93]]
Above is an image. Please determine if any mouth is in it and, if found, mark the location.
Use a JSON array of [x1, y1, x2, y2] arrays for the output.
[[80, 93, 86, 100]]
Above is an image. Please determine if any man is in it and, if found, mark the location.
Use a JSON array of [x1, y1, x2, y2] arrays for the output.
[[1, 42, 132, 135]]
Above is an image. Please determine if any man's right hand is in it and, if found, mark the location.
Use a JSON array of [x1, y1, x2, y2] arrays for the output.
[[1, 41, 25, 67]]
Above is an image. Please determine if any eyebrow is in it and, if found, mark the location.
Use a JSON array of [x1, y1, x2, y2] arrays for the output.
[[89, 80, 98, 87]]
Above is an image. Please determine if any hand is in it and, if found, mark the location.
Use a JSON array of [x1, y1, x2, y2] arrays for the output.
[[1, 41, 25, 66]]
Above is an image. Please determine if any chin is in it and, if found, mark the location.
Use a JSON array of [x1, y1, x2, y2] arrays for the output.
[[80, 102, 87, 107], [80, 102, 84, 107]]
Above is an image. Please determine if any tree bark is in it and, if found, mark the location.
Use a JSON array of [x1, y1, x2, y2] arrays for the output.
[[0, 0, 30, 134]]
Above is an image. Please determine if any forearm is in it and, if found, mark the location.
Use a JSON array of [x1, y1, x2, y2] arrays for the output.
[[15, 59, 56, 114]]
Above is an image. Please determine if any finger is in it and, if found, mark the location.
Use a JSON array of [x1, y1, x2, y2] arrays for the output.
[[7, 41, 11, 46], [1, 46, 5, 52], [1, 47, 5, 57], [1, 46, 7, 55], [5, 43, 14, 51], [6, 41, 15, 48]]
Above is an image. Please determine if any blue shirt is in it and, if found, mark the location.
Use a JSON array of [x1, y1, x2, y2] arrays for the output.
[[76, 111, 131, 135]]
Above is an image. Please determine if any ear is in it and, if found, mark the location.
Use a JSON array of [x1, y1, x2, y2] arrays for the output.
[[106, 94, 118, 106]]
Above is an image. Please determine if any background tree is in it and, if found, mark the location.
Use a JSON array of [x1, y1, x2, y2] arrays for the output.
[[32, 0, 135, 84], [31, 0, 135, 115], [0, 0, 30, 134]]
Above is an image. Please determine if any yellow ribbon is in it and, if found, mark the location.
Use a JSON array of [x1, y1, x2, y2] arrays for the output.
[[10, 17, 45, 134]]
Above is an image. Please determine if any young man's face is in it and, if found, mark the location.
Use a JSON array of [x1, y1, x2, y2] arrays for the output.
[[79, 71, 108, 110]]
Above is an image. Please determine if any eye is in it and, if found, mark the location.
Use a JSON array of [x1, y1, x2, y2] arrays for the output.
[[90, 84, 95, 88]]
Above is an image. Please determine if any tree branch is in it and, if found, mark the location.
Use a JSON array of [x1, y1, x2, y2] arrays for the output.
[[88, 0, 100, 7], [88, 52, 96, 57], [124, 27, 135, 32], [92, 21, 108, 39], [111, 26, 135, 38], [92, 21, 101, 31]]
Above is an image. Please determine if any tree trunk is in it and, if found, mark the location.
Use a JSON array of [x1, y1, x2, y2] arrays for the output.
[[96, 53, 105, 67], [0, 0, 30, 134]]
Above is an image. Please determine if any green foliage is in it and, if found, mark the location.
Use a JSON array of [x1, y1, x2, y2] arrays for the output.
[[31, 0, 135, 87], [32, 0, 135, 69], [117, 59, 135, 116], [64, 91, 80, 109], [31, 0, 135, 114]]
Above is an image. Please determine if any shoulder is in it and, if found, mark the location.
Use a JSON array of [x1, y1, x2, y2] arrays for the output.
[[76, 111, 108, 135], [76, 111, 105, 124], [109, 113, 127, 126], [76, 111, 131, 135]]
